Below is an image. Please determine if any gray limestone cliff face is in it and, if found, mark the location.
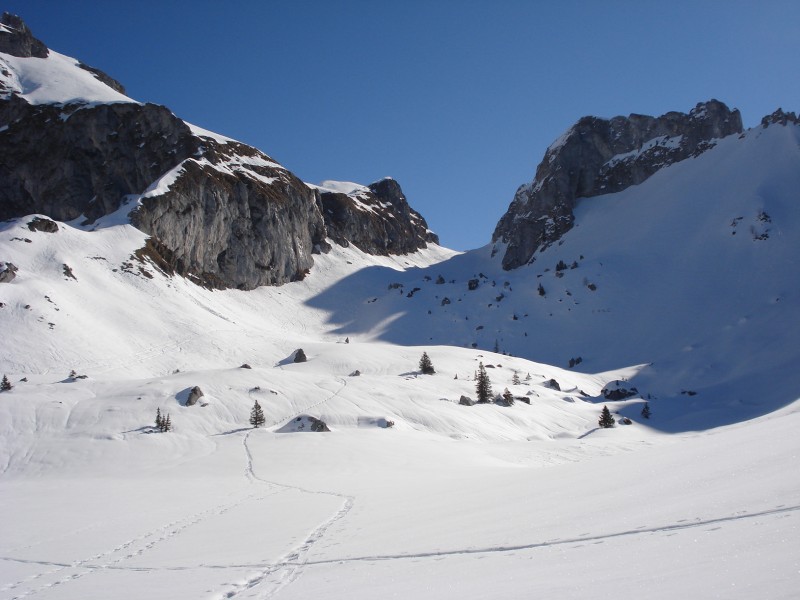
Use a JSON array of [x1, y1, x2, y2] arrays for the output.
[[0, 15, 437, 289], [319, 177, 438, 255], [492, 100, 744, 270], [130, 140, 327, 289]]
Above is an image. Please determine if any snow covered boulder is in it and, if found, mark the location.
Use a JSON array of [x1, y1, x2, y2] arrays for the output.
[[459, 395, 476, 406], [276, 415, 330, 433], [0, 262, 18, 283], [293, 349, 307, 363], [27, 217, 58, 233], [185, 386, 204, 406], [602, 380, 638, 401]]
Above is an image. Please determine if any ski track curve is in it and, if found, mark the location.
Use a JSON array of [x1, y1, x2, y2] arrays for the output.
[[219, 378, 354, 600], [0, 488, 283, 600]]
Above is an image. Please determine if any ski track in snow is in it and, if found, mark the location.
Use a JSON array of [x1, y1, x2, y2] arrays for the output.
[[217, 377, 354, 599], [0, 489, 284, 600]]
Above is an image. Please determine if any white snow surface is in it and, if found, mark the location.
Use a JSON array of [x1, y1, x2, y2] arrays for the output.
[[0, 49, 133, 105], [1, 70, 799, 596]]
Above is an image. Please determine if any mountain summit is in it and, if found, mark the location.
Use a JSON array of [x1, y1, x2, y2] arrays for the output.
[[492, 100, 743, 270]]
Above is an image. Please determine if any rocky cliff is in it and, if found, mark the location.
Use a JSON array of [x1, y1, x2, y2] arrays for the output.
[[0, 13, 436, 290], [492, 100, 743, 270], [316, 178, 438, 255]]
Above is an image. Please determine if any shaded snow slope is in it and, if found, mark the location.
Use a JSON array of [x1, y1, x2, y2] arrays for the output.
[[305, 120, 800, 429]]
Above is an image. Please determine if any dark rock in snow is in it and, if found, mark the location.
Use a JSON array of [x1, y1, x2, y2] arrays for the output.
[[27, 217, 58, 233], [602, 380, 638, 401], [545, 378, 561, 391], [293, 349, 307, 363], [276, 415, 330, 433], [459, 395, 475, 406], [493, 100, 744, 269], [186, 386, 204, 406], [240, 363, 252, 369], [0, 261, 18, 283]]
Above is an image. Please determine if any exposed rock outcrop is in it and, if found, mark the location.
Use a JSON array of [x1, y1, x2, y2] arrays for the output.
[[493, 100, 743, 270], [186, 386, 204, 406], [0, 261, 18, 283], [0, 13, 48, 58], [318, 177, 438, 255]]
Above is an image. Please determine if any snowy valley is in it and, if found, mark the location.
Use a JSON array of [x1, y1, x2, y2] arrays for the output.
[[1, 13, 799, 600]]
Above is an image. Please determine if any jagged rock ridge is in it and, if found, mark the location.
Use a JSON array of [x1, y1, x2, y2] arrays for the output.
[[493, 100, 743, 270], [0, 14, 436, 290], [317, 177, 438, 255]]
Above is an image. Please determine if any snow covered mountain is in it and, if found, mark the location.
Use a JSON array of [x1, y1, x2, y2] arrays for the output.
[[1, 12, 799, 600], [0, 14, 436, 290]]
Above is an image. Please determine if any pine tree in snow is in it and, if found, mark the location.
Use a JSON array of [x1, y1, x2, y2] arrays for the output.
[[163, 414, 172, 432], [599, 405, 615, 428], [502, 388, 514, 406], [250, 400, 266, 428], [511, 371, 521, 385], [418, 352, 435, 375], [641, 402, 651, 419], [1, 375, 12, 392], [155, 407, 163, 430], [475, 363, 493, 403]]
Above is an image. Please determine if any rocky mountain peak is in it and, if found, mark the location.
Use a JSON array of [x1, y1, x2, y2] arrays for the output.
[[317, 177, 438, 255], [0, 13, 48, 58], [492, 100, 743, 270]]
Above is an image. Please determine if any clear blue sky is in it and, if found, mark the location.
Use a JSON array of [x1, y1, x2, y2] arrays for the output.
[[6, 1, 799, 250]]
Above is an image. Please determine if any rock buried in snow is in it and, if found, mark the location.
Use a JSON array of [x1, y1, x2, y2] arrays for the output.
[[276, 415, 330, 433], [27, 217, 59, 233], [459, 395, 476, 406], [293, 349, 307, 363], [186, 386, 204, 406], [0, 262, 18, 283]]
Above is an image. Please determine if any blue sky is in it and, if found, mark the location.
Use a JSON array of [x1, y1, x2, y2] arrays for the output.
[[6, 1, 799, 250]]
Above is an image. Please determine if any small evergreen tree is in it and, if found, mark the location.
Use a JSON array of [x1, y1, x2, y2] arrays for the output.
[[1, 375, 12, 392], [250, 400, 266, 428], [69, 369, 77, 379], [502, 388, 514, 406], [163, 413, 172, 432], [525, 372, 532, 382], [418, 352, 435, 375], [538, 283, 545, 297], [641, 402, 651, 419], [155, 407, 163, 430], [493, 339, 500, 353], [511, 371, 521, 385], [475, 362, 493, 403], [599, 405, 615, 428]]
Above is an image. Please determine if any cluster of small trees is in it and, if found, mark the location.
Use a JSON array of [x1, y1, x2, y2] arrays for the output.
[[1, 375, 12, 392], [155, 407, 172, 432]]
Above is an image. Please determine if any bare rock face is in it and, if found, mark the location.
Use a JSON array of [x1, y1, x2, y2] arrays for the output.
[[493, 100, 744, 270], [319, 177, 438, 255], [0, 13, 48, 58], [0, 16, 437, 290], [0, 101, 198, 223]]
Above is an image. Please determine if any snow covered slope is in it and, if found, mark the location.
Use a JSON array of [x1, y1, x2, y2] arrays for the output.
[[306, 118, 800, 429]]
